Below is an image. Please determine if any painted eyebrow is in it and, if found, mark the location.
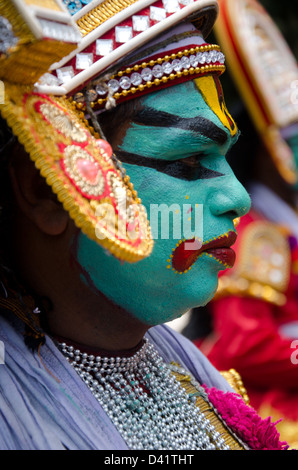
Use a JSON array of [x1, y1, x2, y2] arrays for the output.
[[133, 107, 228, 146]]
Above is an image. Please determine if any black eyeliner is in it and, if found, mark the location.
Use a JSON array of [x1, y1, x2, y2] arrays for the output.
[[115, 151, 224, 181]]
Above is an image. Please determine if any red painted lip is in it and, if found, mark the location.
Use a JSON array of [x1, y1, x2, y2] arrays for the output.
[[171, 231, 237, 273]]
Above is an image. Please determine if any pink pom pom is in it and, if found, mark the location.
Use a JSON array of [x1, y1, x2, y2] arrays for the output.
[[204, 385, 289, 450]]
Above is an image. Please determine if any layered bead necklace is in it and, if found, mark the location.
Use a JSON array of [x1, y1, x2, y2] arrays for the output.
[[58, 338, 231, 450]]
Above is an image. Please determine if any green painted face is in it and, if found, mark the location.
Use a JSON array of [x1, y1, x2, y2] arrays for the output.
[[75, 75, 251, 325]]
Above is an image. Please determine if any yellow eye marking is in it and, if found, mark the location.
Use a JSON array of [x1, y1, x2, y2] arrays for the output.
[[194, 75, 238, 138]]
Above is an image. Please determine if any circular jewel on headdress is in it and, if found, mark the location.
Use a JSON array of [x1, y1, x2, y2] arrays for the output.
[[62, 145, 105, 198], [1, 84, 153, 262]]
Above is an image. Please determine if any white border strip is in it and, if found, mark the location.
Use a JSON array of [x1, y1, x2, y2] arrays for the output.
[[36, 0, 218, 95]]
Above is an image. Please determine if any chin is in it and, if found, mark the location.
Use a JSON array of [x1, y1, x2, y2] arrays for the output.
[[143, 291, 217, 326], [183, 278, 219, 310], [201, 283, 219, 306]]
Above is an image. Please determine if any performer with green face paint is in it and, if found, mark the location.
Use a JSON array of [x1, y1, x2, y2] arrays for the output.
[[0, 0, 288, 450]]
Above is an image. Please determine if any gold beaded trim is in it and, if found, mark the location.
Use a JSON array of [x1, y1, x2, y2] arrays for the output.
[[220, 369, 250, 405], [115, 43, 221, 76], [77, 0, 140, 37], [101, 65, 225, 107], [171, 364, 245, 450], [72, 45, 225, 110]]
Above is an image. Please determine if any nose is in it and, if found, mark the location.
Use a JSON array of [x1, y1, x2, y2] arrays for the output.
[[209, 174, 251, 219]]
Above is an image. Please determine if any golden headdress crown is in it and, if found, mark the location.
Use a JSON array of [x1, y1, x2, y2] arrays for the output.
[[0, 0, 222, 262]]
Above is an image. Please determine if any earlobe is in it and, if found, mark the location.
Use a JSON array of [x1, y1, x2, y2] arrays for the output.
[[9, 152, 69, 236], [32, 199, 69, 236]]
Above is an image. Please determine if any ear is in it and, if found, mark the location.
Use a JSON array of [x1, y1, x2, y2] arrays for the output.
[[9, 151, 69, 236]]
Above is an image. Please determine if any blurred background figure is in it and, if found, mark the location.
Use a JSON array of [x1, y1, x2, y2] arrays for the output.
[[182, 0, 298, 447]]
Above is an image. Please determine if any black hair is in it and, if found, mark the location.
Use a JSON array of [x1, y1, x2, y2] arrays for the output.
[[96, 97, 142, 144], [0, 116, 17, 263]]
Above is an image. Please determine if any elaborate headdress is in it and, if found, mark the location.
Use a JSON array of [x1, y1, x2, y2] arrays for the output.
[[0, 0, 226, 263], [214, 0, 298, 185]]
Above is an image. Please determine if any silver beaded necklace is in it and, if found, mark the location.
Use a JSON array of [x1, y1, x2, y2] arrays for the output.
[[58, 338, 231, 450]]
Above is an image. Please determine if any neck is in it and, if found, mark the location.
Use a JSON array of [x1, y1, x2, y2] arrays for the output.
[[55, 334, 146, 357], [44, 283, 149, 351], [13, 221, 149, 352]]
